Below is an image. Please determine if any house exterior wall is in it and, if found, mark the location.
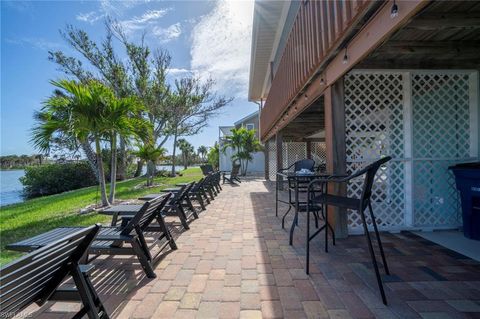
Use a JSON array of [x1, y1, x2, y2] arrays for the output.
[[235, 115, 260, 139], [220, 113, 265, 174]]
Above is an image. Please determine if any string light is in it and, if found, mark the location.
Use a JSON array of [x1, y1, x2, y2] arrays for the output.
[[320, 78, 325, 85], [342, 47, 348, 64], [391, 0, 398, 18]]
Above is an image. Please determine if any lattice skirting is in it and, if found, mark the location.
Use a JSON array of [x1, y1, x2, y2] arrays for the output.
[[265, 140, 327, 180], [345, 70, 478, 233]]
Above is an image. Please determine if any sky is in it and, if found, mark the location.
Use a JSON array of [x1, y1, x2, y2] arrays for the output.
[[0, 0, 258, 156]]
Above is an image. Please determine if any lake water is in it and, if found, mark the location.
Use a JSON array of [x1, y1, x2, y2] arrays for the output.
[[0, 165, 185, 207], [0, 170, 24, 207]]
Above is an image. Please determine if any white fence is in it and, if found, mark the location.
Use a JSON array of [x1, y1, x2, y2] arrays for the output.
[[219, 147, 265, 173]]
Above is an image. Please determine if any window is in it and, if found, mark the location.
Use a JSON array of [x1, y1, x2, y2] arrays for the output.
[[246, 123, 254, 131]]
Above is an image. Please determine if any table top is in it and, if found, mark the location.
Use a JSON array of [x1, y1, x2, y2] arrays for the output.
[[138, 194, 162, 201], [276, 171, 331, 179], [6, 227, 86, 252], [101, 204, 144, 215], [162, 187, 180, 192]]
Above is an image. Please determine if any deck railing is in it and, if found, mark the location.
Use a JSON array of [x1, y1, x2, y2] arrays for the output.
[[260, 0, 374, 140]]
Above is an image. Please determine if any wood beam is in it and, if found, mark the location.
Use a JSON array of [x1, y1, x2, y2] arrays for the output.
[[375, 41, 480, 57], [357, 58, 480, 69], [405, 13, 480, 30], [324, 79, 348, 239], [325, 0, 430, 86]]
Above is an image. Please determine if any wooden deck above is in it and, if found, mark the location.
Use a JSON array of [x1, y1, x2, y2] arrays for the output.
[[259, 0, 480, 142]]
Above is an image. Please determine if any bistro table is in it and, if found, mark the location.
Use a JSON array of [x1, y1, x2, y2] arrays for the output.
[[6, 227, 86, 252], [276, 171, 331, 245], [102, 204, 144, 226]]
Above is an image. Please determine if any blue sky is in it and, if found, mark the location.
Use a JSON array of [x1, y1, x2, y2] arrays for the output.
[[1, 0, 257, 156]]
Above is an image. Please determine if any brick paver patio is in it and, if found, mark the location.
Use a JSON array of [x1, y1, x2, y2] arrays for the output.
[[23, 179, 480, 318]]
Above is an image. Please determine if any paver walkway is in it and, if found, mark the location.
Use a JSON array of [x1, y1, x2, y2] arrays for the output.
[[23, 179, 480, 318]]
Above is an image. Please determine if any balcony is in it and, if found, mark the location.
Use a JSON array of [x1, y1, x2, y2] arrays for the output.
[[260, 0, 380, 141]]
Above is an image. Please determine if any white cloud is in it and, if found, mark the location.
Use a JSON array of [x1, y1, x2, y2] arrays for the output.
[[153, 23, 182, 43], [190, 1, 254, 98], [118, 9, 171, 33], [167, 68, 192, 76], [132, 9, 169, 23], [76, 1, 167, 27], [76, 11, 104, 24]]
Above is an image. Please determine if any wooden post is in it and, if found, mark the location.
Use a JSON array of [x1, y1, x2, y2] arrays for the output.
[[265, 139, 270, 180], [324, 78, 348, 238], [276, 132, 283, 188], [306, 140, 312, 160]]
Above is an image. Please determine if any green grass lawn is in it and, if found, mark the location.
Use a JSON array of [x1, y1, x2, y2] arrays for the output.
[[0, 167, 203, 265]]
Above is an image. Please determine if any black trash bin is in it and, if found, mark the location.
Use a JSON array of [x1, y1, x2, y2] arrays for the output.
[[449, 162, 480, 240]]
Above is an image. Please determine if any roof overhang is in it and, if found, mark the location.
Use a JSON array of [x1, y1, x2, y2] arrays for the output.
[[234, 110, 259, 126], [248, 0, 289, 101]]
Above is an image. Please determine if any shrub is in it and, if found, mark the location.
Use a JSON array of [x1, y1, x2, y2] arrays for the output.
[[20, 162, 97, 198]]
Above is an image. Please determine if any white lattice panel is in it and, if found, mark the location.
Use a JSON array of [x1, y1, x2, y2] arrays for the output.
[[311, 142, 327, 167], [411, 73, 471, 226], [345, 72, 406, 231], [267, 138, 277, 180], [413, 161, 461, 226], [282, 142, 307, 171]]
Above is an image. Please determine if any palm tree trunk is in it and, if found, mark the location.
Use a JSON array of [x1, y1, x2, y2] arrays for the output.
[[95, 137, 110, 207], [146, 160, 155, 186], [81, 141, 99, 181], [134, 159, 144, 177], [109, 133, 117, 203], [171, 133, 178, 177], [117, 137, 127, 180]]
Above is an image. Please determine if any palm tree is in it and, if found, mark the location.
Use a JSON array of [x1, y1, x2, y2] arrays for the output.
[[207, 143, 220, 169], [197, 145, 208, 162], [222, 127, 263, 175], [31, 80, 148, 206], [104, 96, 150, 202], [133, 141, 166, 186], [177, 139, 194, 170]]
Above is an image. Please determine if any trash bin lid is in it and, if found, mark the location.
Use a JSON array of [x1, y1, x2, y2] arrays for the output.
[[448, 162, 480, 170]]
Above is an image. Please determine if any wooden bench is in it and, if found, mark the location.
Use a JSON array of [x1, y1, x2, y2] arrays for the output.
[[89, 193, 172, 278], [0, 225, 108, 319]]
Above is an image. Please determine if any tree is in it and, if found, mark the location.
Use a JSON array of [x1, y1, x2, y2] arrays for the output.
[[177, 139, 194, 170], [168, 77, 233, 175], [49, 23, 133, 180], [104, 96, 150, 202], [207, 143, 220, 170], [31, 80, 148, 206], [197, 146, 208, 162], [133, 140, 166, 186], [222, 127, 263, 176]]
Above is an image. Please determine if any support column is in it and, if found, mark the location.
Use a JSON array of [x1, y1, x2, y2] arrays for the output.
[[306, 140, 312, 160], [264, 139, 270, 180], [324, 78, 348, 238], [276, 132, 283, 188]]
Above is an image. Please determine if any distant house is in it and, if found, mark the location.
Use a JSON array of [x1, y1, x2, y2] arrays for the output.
[[219, 110, 265, 174]]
